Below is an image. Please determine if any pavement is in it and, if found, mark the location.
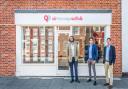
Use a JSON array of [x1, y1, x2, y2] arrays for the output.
[[0, 77, 128, 89]]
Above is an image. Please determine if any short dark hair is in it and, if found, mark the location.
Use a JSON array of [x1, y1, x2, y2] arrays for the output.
[[89, 37, 94, 41], [107, 38, 111, 41], [69, 36, 75, 42]]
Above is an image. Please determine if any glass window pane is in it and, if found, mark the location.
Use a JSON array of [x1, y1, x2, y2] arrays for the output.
[[22, 26, 54, 64], [23, 27, 31, 63], [72, 26, 80, 35], [31, 27, 39, 62], [45, 27, 54, 63], [39, 27, 45, 63]]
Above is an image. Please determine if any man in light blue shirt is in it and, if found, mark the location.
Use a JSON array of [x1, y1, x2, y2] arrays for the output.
[[86, 37, 98, 86], [106, 45, 110, 62], [89, 44, 93, 59], [103, 38, 116, 89]]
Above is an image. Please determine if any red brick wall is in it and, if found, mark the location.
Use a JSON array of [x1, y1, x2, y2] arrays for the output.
[[0, 25, 16, 76], [0, 0, 122, 77]]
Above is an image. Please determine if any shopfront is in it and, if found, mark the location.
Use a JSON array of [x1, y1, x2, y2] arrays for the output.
[[15, 10, 112, 76]]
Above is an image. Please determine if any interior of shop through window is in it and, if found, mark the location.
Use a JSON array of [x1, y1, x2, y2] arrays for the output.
[[22, 26, 105, 68], [22, 26, 54, 63]]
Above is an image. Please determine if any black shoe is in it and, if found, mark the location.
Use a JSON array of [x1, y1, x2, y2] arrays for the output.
[[87, 79, 92, 82], [104, 83, 109, 86], [108, 85, 113, 89], [75, 80, 80, 83], [93, 81, 97, 86], [70, 80, 74, 83]]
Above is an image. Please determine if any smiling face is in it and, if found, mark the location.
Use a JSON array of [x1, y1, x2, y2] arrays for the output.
[[107, 38, 111, 45], [89, 38, 94, 44]]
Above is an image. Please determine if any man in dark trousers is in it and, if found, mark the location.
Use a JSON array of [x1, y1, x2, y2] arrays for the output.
[[86, 37, 98, 86], [103, 38, 116, 89], [68, 36, 80, 83]]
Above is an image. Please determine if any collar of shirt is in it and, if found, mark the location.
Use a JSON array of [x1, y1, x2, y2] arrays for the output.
[[89, 44, 93, 47]]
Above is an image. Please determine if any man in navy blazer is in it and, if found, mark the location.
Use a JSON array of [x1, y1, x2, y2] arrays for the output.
[[103, 38, 116, 89], [86, 37, 98, 86]]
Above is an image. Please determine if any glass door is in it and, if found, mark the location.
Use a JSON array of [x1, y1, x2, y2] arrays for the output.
[[56, 26, 71, 75], [58, 33, 69, 70]]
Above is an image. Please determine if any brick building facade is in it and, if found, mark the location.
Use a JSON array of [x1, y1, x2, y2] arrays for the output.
[[0, 0, 122, 77]]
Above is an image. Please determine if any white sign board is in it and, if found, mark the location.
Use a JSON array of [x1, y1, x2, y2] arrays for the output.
[[15, 13, 112, 25]]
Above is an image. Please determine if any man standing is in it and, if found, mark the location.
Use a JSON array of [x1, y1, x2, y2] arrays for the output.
[[68, 36, 80, 83], [103, 38, 116, 89], [86, 37, 98, 86]]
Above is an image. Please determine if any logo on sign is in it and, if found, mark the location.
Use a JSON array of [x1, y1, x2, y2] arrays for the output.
[[43, 15, 83, 22], [44, 15, 51, 22]]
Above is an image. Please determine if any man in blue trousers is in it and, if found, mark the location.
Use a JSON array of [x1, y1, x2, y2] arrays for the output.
[[68, 36, 80, 83]]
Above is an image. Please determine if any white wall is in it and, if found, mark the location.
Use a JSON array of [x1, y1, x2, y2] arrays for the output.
[[122, 0, 128, 72]]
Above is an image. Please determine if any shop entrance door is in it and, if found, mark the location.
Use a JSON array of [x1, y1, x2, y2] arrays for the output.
[[55, 28, 72, 76]]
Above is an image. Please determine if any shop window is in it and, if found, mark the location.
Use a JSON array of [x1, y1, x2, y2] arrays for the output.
[[72, 26, 105, 63], [72, 26, 80, 35], [22, 26, 54, 64], [84, 26, 105, 63], [23, 27, 31, 62], [58, 26, 70, 30], [22, 26, 105, 64]]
